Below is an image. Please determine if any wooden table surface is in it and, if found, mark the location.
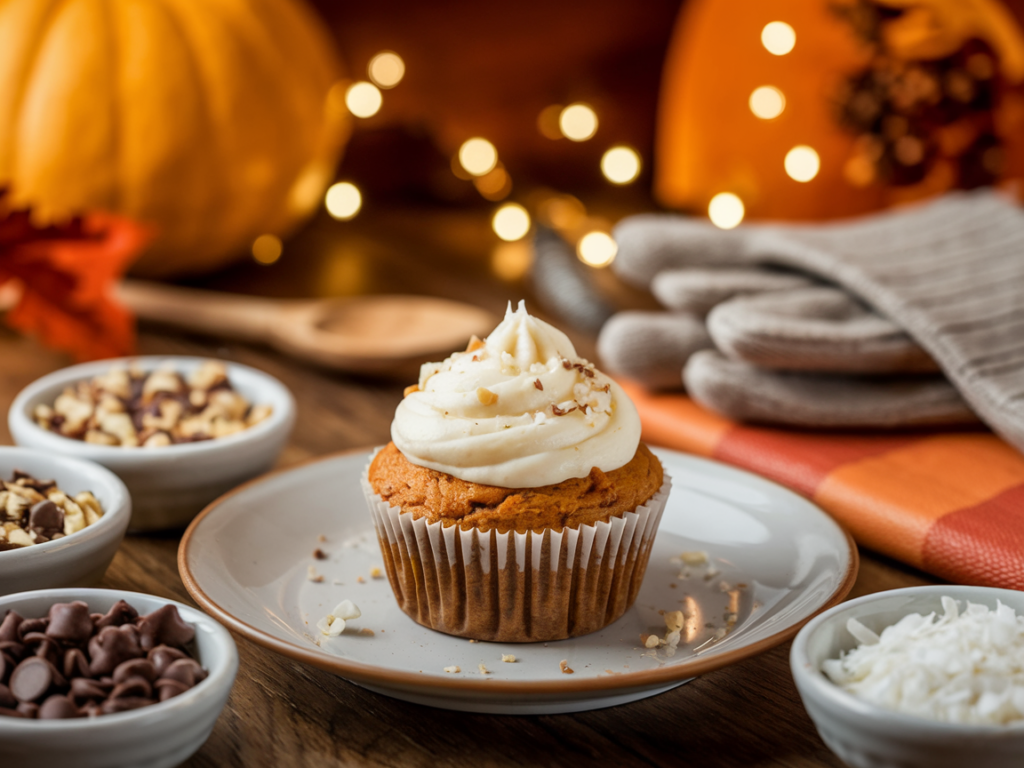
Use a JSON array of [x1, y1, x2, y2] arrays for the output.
[[0, 210, 939, 767]]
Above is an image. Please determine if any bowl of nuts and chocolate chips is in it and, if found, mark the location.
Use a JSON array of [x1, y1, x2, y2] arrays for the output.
[[0, 449, 130, 597], [32, 360, 273, 448], [0, 589, 238, 768], [9, 357, 295, 531]]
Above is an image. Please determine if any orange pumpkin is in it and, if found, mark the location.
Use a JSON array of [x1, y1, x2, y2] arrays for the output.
[[0, 0, 350, 277], [655, 0, 1024, 221]]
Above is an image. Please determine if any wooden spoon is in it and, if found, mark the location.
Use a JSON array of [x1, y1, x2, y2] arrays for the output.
[[118, 280, 497, 374]]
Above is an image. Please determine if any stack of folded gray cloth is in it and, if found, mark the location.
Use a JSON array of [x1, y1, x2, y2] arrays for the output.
[[597, 189, 1024, 454]]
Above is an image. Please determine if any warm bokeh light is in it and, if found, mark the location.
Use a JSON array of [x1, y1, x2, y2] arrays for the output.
[[708, 193, 745, 229], [749, 86, 785, 119], [491, 242, 533, 281], [252, 234, 283, 265], [762, 22, 796, 55], [325, 80, 349, 119], [559, 103, 598, 142], [537, 104, 564, 139], [474, 164, 512, 201], [600, 146, 641, 184], [368, 51, 405, 89], [537, 194, 586, 232], [784, 145, 820, 182], [345, 81, 382, 118], [577, 231, 617, 267], [492, 203, 531, 241], [325, 182, 362, 220], [459, 138, 498, 176]]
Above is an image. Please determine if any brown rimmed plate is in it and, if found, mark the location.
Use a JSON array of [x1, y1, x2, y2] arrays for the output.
[[179, 447, 858, 714]]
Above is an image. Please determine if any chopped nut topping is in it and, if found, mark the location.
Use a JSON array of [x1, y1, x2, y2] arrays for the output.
[[478, 664, 490, 674], [312, 548, 328, 560], [34, 362, 272, 448], [476, 387, 498, 406], [534, 379, 543, 390], [316, 600, 361, 637], [465, 335, 485, 352], [403, 384, 420, 397], [358, 628, 375, 637], [0, 471, 104, 551], [559, 659, 574, 674], [306, 565, 324, 583], [369, 567, 383, 579], [356, 575, 366, 584], [501, 654, 516, 663], [444, 665, 461, 674], [679, 551, 709, 566]]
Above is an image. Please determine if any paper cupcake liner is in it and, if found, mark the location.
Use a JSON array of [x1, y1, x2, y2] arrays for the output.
[[361, 457, 671, 643]]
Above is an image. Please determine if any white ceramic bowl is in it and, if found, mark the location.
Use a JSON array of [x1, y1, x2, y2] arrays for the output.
[[0, 448, 130, 596], [0, 588, 238, 768], [9, 356, 295, 531], [791, 585, 1024, 768]]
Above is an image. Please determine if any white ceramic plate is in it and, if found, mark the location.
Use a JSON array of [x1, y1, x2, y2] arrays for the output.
[[180, 447, 858, 715]]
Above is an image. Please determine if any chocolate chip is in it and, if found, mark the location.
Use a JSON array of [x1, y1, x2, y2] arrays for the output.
[[148, 645, 187, 677], [93, 600, 138, 630], [0, 611, 23, 643], [46, 601, 93, 643], [109, 676, 152, 700], [17, 617, 47, 640], [64, 648, 90, 679], [0, 651, 14, 684], [113, 658, 156, 684], [38, 694, 81, 720], [28, 637, 61, 668], [154, 678, 190, 702], [0, 641, 25, 661], [100, 697, 153, 715], [161, 658, 205, 687], [28, 500, 63, 539], [88, 626, 143, 677], [7, 599, 205, 720], [137, 605, 195, 651], [70, 677, 109, 702], [9, 657, 54, 703]]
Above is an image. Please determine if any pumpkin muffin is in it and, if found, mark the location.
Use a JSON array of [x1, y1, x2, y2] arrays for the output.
[[368, 440, 663, 534], [362, 301, 670, 642]]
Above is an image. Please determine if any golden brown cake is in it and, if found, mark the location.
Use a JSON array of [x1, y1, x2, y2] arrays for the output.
[[369, 440, 663, 534]]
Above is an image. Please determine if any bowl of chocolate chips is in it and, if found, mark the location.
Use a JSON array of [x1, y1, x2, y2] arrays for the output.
[[0, 589, 238, 768], [0, 448, 130, 597], [9, 356, 295, 531]]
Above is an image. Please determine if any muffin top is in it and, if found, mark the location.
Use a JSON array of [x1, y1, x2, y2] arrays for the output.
[[368, 440, 663, 533], [390, 301, 641, 488]]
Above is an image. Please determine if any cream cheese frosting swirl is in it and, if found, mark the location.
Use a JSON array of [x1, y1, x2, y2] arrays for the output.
[[391, 301, 642, 487]]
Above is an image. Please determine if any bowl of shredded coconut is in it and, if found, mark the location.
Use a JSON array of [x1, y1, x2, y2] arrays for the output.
[[790, 586, 1024, 768]]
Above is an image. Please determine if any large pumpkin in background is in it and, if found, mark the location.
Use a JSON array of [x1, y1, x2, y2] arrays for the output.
[[656, 0, 1024, 221], [0, 0, 350, 277]]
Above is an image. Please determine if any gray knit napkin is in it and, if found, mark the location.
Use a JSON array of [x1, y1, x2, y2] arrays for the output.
[[600, 190, 1024, 451]]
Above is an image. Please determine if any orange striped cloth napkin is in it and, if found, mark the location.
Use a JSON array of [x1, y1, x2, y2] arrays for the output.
[[622, 383, 1024, 590]]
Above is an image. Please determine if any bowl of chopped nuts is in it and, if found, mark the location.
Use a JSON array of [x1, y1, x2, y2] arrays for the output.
[[9, 356, 295, 531], [0, 588, 238, 768], [790, 585, 1024, 768], [0, 448, 130, 596]]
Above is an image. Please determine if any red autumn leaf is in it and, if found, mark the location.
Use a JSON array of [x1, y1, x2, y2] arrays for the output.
[[0, 195, 151, 361]]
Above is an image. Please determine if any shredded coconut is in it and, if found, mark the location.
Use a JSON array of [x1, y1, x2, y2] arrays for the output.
[[823, 596, 1024, 725]]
